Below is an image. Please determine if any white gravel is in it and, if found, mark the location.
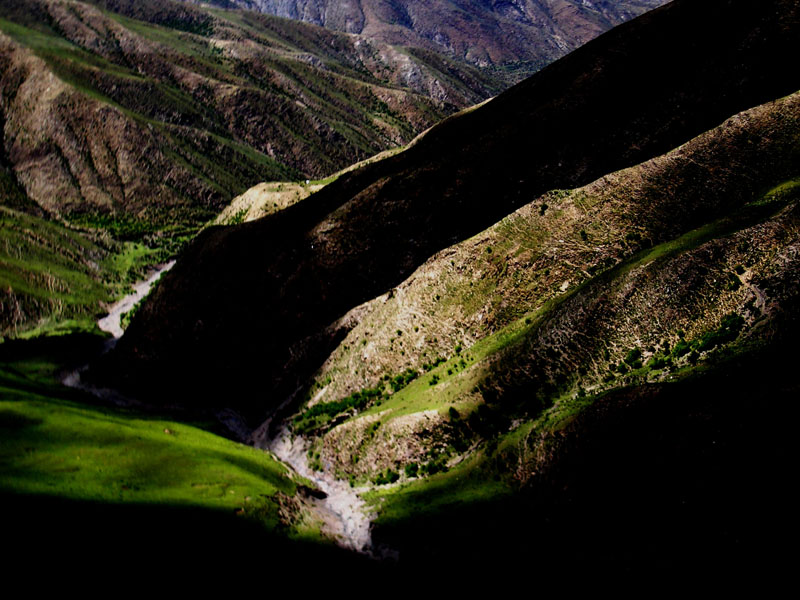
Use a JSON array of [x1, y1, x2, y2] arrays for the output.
[[98, 261, 175, 338], [267, 426, 374, 553]]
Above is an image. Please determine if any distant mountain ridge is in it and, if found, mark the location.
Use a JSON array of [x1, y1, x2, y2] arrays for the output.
[[210, 0, 666, 76]]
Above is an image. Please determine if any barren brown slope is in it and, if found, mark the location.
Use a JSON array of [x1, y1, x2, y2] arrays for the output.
[[0, 0, 487, 229], [96, 0, 800, 423], [217, 0, 666, 79]]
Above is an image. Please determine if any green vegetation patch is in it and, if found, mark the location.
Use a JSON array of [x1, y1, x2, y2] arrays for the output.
[[293, 367, 423, 434], [0, 343, 299, 535], [0, 208, 161, 338]]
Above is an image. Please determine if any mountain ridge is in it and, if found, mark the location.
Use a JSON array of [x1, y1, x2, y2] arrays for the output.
[[212, 0, 666, 78], [97, 0, 800, 424]]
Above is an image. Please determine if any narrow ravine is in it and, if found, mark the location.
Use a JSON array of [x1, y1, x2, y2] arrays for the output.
[[263, 426, 374, 554]]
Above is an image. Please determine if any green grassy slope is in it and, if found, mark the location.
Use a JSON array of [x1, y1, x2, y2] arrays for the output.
[[0, 207, 163, 338], [0, 335, 366, 572]]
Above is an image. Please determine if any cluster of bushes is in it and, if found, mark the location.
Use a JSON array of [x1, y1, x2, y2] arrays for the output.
[[606, 313, 745, 382], [385, 369, 418, 392], [672, 313, 745, 359], [693, 313, 745, 352], [373, 468, 400, 485], [421, 455, 450, 476], [295, 365, 427, 434], [69, 212, 155, 241], [422, 357, 446, 372], [119, 299, 143, 331], [293, 386, 384, 434], [645, 355, 670, 370]]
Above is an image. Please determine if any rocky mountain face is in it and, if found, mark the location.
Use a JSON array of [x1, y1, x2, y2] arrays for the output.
[[212, 0, 666, 79], [96, 0, 800, 425]]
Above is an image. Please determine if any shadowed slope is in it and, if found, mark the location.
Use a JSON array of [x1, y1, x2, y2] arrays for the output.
[[97, 0, 800, 422]]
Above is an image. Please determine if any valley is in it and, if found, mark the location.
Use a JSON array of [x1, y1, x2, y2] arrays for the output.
[[1, 0, 798, 579]]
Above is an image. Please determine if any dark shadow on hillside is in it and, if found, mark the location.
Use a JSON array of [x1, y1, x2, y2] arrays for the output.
[[96, 0, 800, 425], [371, 339, 798, 580]]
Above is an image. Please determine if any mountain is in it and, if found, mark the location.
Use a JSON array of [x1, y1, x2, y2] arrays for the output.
[[4, 0, 799, 577], [0, 0, 502, 336], [0, 0, 486, 221], [0, 0, 667, 338], [96, 0, 800, 425], [211, 0, 667, 80]]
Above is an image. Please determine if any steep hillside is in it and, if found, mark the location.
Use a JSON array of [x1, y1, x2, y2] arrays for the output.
[[0, 0, 471, 224], [298, 91, 800, 428], [1, 0, 498, 336], [0, 206, 160, 337], [215, 0, 666, 80], [98, 0, 800, 424], [298, 91, 800, 482]]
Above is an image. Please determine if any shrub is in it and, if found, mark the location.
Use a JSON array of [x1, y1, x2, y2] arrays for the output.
[[374, 469, 400, 485], [390, 368, 419, 392], [673, 340, 691, 357], [624, 348, 642, 365], [625, 231, 642, 243], [448, 407, 459, 420]]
